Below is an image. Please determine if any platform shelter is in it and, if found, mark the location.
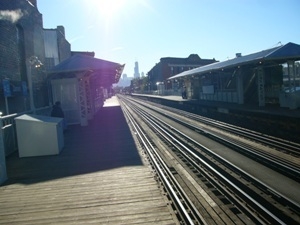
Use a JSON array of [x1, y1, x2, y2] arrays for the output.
[[168, 42, 300, 109], [48, 54, 124, 126]]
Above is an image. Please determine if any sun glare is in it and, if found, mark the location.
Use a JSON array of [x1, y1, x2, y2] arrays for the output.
[[92, 0, 127, 19], [88, 0, 152, 20], [83, 0, 152, 44]]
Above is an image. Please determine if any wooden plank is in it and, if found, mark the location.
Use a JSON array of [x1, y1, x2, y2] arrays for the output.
[[0, 103, 178, 225], [0, 167, 176, 224]]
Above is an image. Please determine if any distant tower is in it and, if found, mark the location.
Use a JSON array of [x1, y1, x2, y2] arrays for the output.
[[134, 61, 140, 78]]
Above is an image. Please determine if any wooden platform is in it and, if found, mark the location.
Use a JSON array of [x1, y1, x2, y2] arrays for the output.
[[0, 97, 178, 224]]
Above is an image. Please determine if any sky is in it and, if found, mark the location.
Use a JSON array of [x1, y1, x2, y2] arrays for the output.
[[37, 0, 300, 77]]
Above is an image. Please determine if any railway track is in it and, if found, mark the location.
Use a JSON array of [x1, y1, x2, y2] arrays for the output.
[[120, 95, 206, 225], [127, 95, 300, 181], [168, 107, 300, 157], [131, 95, 300, 156], [119, 94, 300, 225]]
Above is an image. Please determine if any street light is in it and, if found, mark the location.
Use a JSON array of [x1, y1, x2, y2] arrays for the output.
[[156, 82, 164, 95], [27, 56, 43, 113]]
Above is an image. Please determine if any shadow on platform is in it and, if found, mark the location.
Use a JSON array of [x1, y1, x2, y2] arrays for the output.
[[4, 105, 142, 185]]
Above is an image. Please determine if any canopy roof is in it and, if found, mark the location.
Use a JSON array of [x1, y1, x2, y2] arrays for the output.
[[48, 54, 125, 85], [169, 42, 300, 80]]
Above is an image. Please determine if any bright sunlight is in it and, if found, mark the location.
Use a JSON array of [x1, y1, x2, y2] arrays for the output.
[[90, 0, 127, 20]]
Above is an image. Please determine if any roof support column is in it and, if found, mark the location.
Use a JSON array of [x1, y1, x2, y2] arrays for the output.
[[236, 69, 244, 104], [257, 67, 265, 107], [77, 77, 88, 126], [287, 60, 296, 92], [85, 77, 93, 120]]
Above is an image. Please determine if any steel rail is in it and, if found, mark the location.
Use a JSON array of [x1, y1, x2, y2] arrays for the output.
[[120, 99, 207, 225], [127, 96, 300, 180], [120, 95, 300, 225], [177, 110, 300, 155], [129, 95, 300, 156], [164, 112, 300, 181], [131, 104, 285, 224]]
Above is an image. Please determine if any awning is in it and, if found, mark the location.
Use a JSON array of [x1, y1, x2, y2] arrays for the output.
[[168, 42, 300, 80], [48, 54, 125, 85]]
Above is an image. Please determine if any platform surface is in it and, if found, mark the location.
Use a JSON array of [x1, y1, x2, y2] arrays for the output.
[[0, 96, 177, 224]]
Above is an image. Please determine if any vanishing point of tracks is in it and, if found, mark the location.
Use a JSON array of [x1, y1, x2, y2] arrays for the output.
[[119, 94, 300, 225]]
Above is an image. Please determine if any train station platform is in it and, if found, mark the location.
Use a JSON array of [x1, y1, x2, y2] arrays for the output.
[[131, 93, 300, 143], [132, 93, 300, 119], [0, 96, 177, 224]]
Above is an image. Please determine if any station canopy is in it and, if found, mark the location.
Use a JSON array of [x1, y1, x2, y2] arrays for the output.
[[48, 54, 125, 87], [168, 42, 300, 80]]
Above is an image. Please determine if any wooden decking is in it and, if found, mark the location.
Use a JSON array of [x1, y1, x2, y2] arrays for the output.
[[0, 97, 178, 224]]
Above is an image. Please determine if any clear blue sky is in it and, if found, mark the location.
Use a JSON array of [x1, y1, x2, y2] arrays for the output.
[[37, 0, 300, 77]]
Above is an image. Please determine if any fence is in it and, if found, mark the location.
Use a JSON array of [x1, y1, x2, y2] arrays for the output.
[[135, 89, 181, 96]]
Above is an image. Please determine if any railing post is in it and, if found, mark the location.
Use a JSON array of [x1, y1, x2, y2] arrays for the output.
[[0, 114, 8, 185]]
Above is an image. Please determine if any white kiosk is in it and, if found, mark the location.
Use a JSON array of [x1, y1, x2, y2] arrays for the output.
[[15, 114, 64, 157]]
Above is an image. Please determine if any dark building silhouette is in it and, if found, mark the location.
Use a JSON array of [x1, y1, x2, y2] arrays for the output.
[[147, 54, 217, 90], [0, 0, 47, 113], [71, 51, 95, 57], [116, 74, 132, 87], [134, 61, 140, 78]]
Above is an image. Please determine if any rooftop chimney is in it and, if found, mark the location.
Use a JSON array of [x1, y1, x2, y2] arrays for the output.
[[57, 26, 65, 37], [236, 53, 242, 58]]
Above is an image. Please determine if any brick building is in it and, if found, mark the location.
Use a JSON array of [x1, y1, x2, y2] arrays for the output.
[[147, 54, 217, 91], [0, 0, 46, 113], [0, 0, 72, 114]]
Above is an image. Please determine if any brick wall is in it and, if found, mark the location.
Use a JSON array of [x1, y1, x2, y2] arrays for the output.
[[0, 0, 47, 113], [0, 21, 21, 81]]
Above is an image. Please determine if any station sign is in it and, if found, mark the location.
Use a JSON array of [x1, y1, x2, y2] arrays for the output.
[[2, 80, 28, 97]]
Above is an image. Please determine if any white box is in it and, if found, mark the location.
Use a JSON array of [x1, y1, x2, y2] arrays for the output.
[[15, 114, 64, 157]]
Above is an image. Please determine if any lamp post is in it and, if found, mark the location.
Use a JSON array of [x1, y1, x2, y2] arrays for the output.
[[27, 56, 42, 113]]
